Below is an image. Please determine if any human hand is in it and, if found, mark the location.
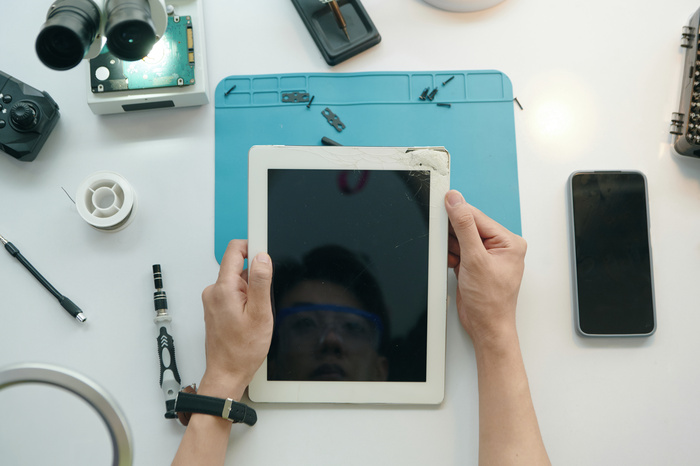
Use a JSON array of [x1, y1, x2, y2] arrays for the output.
[[199, 240, 273, 401], [444, 190, 527, 350]]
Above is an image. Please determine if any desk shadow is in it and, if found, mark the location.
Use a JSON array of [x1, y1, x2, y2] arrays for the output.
[[247, 400, 442, 414], [410, 0, 513, 21], [95, 104, 210, 146], [670, 145, 700, 185]]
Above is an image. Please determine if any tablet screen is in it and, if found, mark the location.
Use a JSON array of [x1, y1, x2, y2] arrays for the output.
[[267, 168, 430, 383]]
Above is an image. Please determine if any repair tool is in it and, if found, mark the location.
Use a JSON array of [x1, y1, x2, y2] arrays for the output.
[[0, 233, 86, 323], [671, 6, 700, 157], [321, 0, 349, 40], [152, 264, 182, 418], [291, 0, 380, 66]]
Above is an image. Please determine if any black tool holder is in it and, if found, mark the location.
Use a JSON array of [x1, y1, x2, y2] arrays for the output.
[[291, 0, 381, 66], [672, 7, 700, 158]]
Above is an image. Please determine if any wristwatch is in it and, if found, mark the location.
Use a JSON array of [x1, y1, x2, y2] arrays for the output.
[[173, 387, 257, 426]]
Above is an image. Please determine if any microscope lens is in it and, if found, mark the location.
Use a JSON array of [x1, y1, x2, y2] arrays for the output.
[[35, 0, 102, 71], [104, 0, 157, 61]]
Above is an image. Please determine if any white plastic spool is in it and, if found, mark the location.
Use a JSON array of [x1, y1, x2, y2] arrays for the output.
[[76, 171, 136, 232]]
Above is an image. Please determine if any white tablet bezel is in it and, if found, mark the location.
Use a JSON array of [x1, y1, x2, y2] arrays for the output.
[[247, 145, 450, 404]]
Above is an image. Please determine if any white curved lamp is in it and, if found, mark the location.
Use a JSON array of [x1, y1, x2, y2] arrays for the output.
[[0, 363, 132, 466]]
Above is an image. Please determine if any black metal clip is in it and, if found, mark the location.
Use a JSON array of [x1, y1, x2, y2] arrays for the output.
[[682, 26, 695, 48], [321, 107, 346, 132]]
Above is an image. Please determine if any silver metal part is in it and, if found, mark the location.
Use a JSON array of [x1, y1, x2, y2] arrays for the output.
[[671, 112, 685, 135], [75, 312, 87, 323], [0, 234, 7, 245], [222, 398, 233, 420], [0, 363, 132, 466]]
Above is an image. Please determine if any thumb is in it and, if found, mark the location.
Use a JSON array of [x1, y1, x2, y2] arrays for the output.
[[246, 252, 274, 319], [445, 190, 485, 257]]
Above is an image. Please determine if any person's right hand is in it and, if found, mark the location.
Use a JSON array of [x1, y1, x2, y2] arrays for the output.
[[173, 240, 273, 466], [444, 190, 527, 349], [199, 240, 274, 401]]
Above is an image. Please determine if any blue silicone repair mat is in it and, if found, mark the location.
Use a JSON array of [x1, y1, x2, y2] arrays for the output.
[[214, 70, 520, 262]]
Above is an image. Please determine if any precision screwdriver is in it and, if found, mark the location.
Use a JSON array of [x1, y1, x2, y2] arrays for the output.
[[152, 264, 182, 419]]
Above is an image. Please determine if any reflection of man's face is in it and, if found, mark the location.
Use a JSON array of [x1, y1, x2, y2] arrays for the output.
[[271, 280, 388, 381]]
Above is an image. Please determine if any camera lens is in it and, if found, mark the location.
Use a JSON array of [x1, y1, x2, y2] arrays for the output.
[[104, 0, 157, 61], [35, 0, 102, 71]]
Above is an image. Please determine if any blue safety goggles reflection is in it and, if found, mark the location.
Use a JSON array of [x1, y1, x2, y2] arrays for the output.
[[276, 303, 384, 338]]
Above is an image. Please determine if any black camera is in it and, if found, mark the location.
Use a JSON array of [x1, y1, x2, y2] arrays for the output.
[[0, 71, 60, 162]]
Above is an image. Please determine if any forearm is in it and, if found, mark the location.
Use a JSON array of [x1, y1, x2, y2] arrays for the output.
[[473, 327, 550, 466], [172, 413, 232, 466], [171, 376, 247, 466]]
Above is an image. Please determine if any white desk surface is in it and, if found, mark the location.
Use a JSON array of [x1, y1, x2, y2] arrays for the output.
[[2, 1, 700, 465]]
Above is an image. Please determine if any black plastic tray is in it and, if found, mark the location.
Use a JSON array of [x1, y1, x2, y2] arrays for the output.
[[291, 0, 381, 66]]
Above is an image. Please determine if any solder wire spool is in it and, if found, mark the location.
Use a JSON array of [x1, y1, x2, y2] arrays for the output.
[[76, 171, 136, 232]]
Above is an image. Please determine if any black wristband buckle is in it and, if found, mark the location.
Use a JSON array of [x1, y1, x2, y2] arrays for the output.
[[173, 390, 257, 426]]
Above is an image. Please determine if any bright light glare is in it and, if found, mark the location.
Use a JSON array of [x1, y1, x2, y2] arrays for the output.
[[520, 70, 600, 161], [534, 101, 573, 138], [143, 39, 166, 64]]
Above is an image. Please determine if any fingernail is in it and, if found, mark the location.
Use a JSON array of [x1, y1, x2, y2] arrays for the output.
[[255, 252, 270, 264], [446, 190, 464, 207]]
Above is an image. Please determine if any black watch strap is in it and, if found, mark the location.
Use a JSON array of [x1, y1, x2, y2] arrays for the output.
[[174, 391, 257, 426]]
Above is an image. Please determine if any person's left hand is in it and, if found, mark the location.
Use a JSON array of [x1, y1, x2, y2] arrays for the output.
[[198, 240, 274, 400]]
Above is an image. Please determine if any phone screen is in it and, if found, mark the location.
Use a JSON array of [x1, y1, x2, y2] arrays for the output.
[[570, 172, 655, 336]]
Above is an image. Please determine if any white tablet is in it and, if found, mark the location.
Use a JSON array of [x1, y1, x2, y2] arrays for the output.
[[247, 145, 450, 404]]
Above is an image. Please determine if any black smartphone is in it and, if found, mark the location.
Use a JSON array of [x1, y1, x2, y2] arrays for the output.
[[568, 171, 656, 336]]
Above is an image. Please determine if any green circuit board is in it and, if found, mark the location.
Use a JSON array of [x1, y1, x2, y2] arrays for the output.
[[89, 15, 195, 93]]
